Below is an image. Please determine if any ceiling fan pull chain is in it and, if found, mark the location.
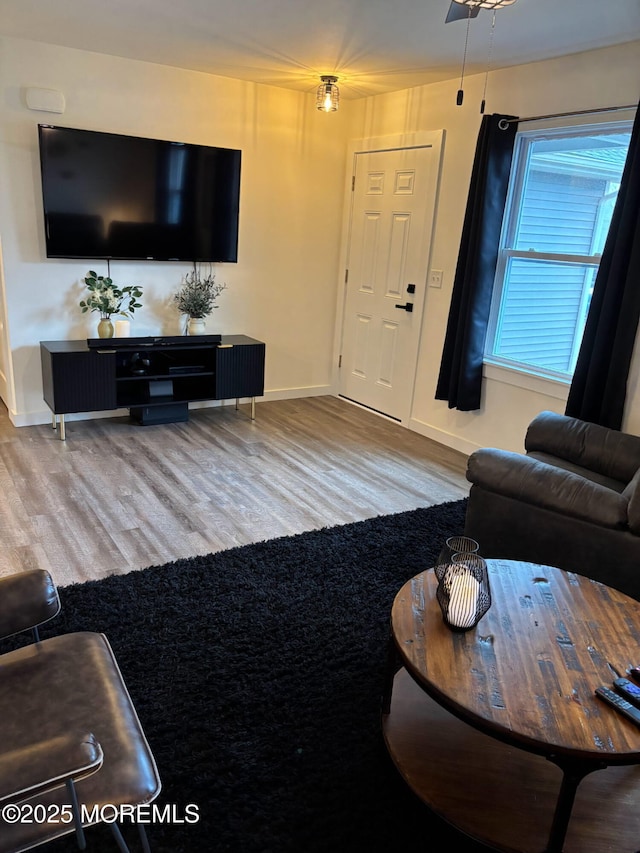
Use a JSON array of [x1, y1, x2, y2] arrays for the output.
[[480, 10, 497, 113], [457, 9, 473, 106]]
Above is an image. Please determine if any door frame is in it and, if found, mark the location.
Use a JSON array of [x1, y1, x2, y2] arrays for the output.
[[332, 130, 445, 426], [0, 237, 13, 414]]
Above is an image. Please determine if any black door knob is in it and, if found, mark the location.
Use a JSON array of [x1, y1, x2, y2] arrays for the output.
[[395, 303, 414, 312]]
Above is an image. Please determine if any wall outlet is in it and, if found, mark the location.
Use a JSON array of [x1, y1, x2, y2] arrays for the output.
[[429, 269, 443, 288]]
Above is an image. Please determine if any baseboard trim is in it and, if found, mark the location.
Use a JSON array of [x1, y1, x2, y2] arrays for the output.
[[262, 385, 332, 401], [408, 417, 481, 457], [11, 407, 129, 428]]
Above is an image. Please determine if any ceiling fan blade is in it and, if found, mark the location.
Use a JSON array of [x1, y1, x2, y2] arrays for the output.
[[445, 2, 481, 23]]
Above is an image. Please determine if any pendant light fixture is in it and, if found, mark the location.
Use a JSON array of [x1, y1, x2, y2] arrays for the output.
[[316, 75, 339, 112], [447, 0, 518, 110], [452, 0, 516, 8]]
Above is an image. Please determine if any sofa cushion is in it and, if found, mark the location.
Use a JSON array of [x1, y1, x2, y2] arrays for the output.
[[525, 411, 640, 483], [527, 451, 627, 493]]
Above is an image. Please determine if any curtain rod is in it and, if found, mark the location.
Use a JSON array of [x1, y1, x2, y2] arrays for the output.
[[497, 103, 637, 130]]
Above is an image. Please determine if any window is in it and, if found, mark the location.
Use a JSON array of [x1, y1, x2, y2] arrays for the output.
[[486, 121, 632, 381]]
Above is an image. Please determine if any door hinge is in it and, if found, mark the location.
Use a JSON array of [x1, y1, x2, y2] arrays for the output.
[[338, 354, 342, 368], [345, 269, 349, 283], [351, 175, 355, 191]]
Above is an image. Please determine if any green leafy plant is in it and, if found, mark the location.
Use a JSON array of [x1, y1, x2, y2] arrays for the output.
[[79, 271, 143, 319], [174, 271, 227, 319]]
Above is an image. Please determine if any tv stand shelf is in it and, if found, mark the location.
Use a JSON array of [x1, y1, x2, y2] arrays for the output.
[[40, 335, 265, 440]]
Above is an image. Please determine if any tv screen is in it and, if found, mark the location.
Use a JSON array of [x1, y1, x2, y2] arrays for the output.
[[38, 125, 241, 262]]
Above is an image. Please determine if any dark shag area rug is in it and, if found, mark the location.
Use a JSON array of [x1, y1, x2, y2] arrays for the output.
[[6, 498, 494, 853]]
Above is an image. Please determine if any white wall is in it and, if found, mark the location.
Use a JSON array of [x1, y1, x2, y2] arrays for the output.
[[0, 36, 350, 424], [345, 40, 640, 453], [1, 35, 639, 456]]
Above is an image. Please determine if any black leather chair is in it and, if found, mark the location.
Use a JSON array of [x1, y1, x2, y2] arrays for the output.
[[0, 570, 161, 852], [464, 410, 640, 600]]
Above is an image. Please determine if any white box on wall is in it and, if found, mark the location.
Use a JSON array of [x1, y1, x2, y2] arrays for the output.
[[24, 87, 65, 114]]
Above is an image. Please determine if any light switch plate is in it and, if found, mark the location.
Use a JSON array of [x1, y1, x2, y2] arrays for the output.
[[429, 269, 443, 288]]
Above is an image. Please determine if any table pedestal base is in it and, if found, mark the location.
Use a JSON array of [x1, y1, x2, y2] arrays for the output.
[[383, 669, 640, 853]]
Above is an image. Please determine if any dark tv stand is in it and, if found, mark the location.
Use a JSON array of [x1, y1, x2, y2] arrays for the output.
[[40, 335, 265, 440]]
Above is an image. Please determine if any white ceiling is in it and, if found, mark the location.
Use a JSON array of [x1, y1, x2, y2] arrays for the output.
[[2, 0, 640, 99]]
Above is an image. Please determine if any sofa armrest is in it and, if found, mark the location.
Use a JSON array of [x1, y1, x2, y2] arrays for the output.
[[623, 467, 640, 534], [467, 448, 630, 529], [0, 733, 102, 804], [525, 411, 640, 484], [0, 570, 60, 640]]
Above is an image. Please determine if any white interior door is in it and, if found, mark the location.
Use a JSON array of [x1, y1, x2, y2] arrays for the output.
[[339, 141, 441, 423]]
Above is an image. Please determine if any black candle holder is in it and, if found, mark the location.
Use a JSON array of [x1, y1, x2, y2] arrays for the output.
[[436, 554, 491, 631], [434, 535, 480, 582]]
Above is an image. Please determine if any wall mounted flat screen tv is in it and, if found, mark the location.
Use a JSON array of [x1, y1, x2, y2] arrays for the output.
[[38, 125, 241, 262]]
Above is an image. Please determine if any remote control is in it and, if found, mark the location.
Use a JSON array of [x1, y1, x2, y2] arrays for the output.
[[627, 666, 640, 686], [613, 677, 640, 709], [595, 685, 640, 728]]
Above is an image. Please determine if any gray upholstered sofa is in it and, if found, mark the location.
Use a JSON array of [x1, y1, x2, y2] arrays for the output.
[[464, 410, 640, 601]]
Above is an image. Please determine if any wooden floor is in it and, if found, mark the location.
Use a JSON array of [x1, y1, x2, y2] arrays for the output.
[[0, 396, 469, 586]]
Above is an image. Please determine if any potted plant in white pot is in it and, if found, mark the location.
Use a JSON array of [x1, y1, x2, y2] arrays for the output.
[[79, 271, 143, 338], [174, 270, 227, 335]]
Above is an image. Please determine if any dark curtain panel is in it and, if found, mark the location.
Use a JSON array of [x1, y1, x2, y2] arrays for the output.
[[565, 104, 640, 429], [436, 113, 518, 411]]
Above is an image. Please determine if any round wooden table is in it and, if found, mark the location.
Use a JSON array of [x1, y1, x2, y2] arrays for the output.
[[382, 559, 640, 853]]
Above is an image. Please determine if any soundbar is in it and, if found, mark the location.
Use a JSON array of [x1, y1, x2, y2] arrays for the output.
[[87, 334, 222, 349]]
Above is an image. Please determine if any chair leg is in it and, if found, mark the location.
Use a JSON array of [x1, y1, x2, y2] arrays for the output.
[[109, 822, 131, 853], [109, 821, 151, 853], [138, 823, 151, 853], [65, 779, 86, 850]]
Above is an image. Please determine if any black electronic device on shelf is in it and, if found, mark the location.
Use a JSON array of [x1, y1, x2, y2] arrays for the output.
[[86, 334, 222, 349]]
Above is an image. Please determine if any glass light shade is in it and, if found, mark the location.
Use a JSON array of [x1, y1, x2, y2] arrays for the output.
[[316, 76, 339, 112], [453, 0, 517, 7]]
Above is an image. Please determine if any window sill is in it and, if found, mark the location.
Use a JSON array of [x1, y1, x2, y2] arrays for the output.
[[483, 360, 570, 401]]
